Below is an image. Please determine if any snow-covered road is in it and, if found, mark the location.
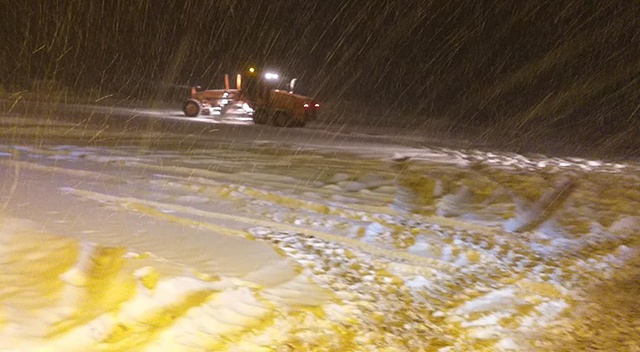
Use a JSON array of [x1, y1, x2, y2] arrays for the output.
[[0, 109, 639, 351]]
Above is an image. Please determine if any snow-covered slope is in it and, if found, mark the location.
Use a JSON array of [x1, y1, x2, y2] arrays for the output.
[[0, 117, 639, 350]]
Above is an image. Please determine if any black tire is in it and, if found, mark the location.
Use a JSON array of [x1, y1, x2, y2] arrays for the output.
[[252, 107, 269, 125], [183, 99, 201, 117], [272, 111, 292, 127]]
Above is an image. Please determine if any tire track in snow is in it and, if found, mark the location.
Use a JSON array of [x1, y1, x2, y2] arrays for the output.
[[60, 187, 460, 275], [1, 141, 640, 350]]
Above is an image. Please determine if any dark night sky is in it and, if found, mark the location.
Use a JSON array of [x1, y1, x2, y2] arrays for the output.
[[2, 0, 640, 130]]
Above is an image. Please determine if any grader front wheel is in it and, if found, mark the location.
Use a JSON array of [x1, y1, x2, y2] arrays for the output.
[[183, 99, 201, 117]]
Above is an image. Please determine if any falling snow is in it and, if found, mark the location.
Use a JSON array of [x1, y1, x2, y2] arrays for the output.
[[1, 1, 640, 351]]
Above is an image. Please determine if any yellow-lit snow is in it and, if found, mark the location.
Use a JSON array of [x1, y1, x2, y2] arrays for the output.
[[0, 119, 639, 351]]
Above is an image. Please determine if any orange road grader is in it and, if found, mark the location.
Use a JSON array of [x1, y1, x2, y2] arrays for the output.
[[182, 67, 320, 127]]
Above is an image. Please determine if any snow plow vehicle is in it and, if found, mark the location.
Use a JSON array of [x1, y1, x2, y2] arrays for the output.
[[182, 67, 320, 127]]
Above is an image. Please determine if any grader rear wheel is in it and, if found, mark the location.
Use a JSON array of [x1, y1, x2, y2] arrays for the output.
[[272, 111, 290, 127], [272, 111, 298, 127], [252, 108, 269, 125]]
